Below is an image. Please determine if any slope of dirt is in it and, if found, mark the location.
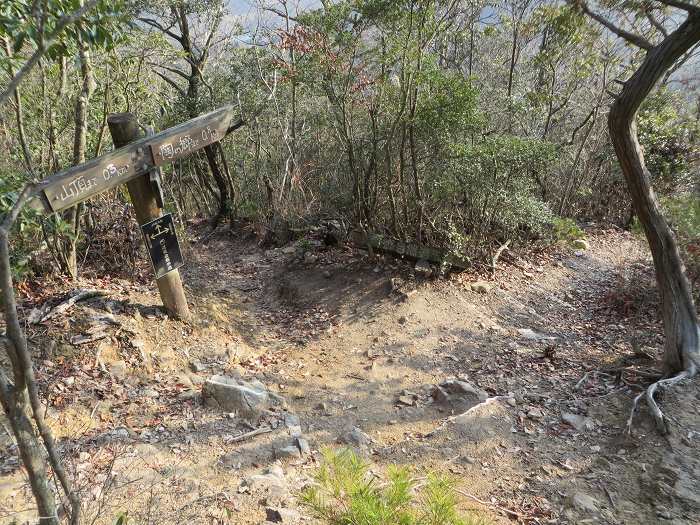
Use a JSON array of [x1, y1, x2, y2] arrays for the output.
[[1, 227, 698, 524]]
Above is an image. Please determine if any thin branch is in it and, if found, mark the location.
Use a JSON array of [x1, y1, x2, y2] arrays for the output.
[[655, 0, 700, 13], [149, 62, 190, 80], [0, 0, 100, 107], [645, 10, 669, 36], [577, 2, 654, 50], [262, 6, 299, 22], [153, 70, 187, 97], [137, 17, 183, 43]]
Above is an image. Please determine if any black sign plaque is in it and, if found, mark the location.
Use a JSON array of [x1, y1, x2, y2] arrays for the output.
[[140, 214, 184, 279]]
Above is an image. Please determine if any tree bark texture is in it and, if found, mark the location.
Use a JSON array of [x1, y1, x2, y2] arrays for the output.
[[608, 10, 700, 375]]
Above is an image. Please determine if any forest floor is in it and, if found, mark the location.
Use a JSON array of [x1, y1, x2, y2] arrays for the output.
[[1, 225, 699, 525]]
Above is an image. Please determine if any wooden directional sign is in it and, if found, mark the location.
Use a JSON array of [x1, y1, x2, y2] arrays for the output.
[[141, 213, 184, 279], [34, 105, 237, 213], [149, 110, 230, 166]]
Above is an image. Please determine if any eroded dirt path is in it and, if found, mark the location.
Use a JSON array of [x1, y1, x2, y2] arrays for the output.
[[1, 228, 699, 524]]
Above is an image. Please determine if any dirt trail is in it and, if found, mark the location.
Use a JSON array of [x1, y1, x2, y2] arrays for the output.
[[1, 227, 699, 524]]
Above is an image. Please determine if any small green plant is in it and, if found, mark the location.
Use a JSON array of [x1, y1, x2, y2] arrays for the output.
[[113, 511, 129, 525], [551, 217, 585, 243], [296, 236, 313, 252], [300, 448, 490, 525]]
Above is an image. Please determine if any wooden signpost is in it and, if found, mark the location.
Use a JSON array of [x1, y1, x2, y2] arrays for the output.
[[29, 105, 241, 319], [32, 105, 237, 214]]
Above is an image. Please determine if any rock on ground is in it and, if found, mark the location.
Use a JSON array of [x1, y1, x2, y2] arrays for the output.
[[203, 375, 284, 418]]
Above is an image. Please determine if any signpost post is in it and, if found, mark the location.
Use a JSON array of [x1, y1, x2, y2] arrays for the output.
[[107, 112, 190, 319]]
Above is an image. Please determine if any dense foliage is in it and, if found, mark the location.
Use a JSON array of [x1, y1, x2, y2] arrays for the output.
[[0, 0, 698, 284]]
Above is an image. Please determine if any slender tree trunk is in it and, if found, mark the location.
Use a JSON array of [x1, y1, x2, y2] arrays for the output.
[[0, 389, 57, 524], [60, 42, 93, 279], [204, 144, 230, 227], [2, 38, 33, 172], [608, 11, 700, 375]]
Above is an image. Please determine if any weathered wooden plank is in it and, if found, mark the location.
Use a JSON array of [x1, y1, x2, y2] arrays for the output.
[[35, 105, 237, 213], [350, 230, 469, 269], [149, 109, 231, 166]]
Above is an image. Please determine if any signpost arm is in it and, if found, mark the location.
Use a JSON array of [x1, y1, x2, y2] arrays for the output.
[[107, 112, 190, 320]]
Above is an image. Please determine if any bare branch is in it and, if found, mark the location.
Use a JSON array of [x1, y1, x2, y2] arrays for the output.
[[153, 70, 187, 97], [577, 2, 654, 50], [138, 17, 183, 43], [149, 62, 190, 80], [262, 6, 299, 22], [645, 10, 669, 36], [655, 0, 700, 13], [0, 0, 100, 107]]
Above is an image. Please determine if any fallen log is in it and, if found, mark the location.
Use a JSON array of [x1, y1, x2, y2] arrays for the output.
[[349, 231, 469, 270]]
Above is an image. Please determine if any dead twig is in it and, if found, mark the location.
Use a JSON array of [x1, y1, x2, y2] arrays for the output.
[[491, 239, 510, 276], [28, 288, 107, 324], [600, 481, 616, 509], [454, 489, 524, 519], [227, 426, 272, 443]]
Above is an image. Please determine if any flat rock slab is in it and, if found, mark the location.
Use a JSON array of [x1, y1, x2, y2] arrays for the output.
[[203, 375, 284, 417]]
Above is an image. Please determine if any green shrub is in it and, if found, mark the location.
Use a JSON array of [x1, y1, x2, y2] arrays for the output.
[[663, 193, 700, 298], [301, 448, 491, 525], [550, 217, 585, 243]]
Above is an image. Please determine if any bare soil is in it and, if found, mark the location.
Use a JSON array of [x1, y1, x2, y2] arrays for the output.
[[1, 226, 699, 524]]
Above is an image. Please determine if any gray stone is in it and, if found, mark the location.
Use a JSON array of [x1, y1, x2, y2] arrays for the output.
[[561, 412, 594, 432], [517, 328, 557, 341], [275, 445, 301, 459], [189, 360, 205, 373], [431, 386, 450, 404], [203, 375, 278, 417], [297, 437, 311, 455], [397, 395, 416, 406], [341, 427, 371, 447], [440, 379, 488, 402], [568, 492, 599, 513], [284, 413, 300, 428], [177, 390, 199, 402]]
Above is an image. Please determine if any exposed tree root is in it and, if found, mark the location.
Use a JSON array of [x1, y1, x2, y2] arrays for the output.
[[626, 367, 696, 435]]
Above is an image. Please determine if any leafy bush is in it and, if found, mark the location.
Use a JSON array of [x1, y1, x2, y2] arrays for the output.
[[0, 171, 44, 280], [430, 135, 555, 258], [663, 193, 700, 299], [550, 217, 585, 243], [301, 448, 490, 525], [638, 89, 697, 194]]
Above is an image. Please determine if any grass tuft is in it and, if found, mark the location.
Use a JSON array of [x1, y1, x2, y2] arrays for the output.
[[300, 448, 492, 525]]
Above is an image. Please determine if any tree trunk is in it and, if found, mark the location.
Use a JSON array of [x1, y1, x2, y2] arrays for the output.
[[0, 388, 57, 524], [608, 11, 700, 375], [204, 144, 230, 228]]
